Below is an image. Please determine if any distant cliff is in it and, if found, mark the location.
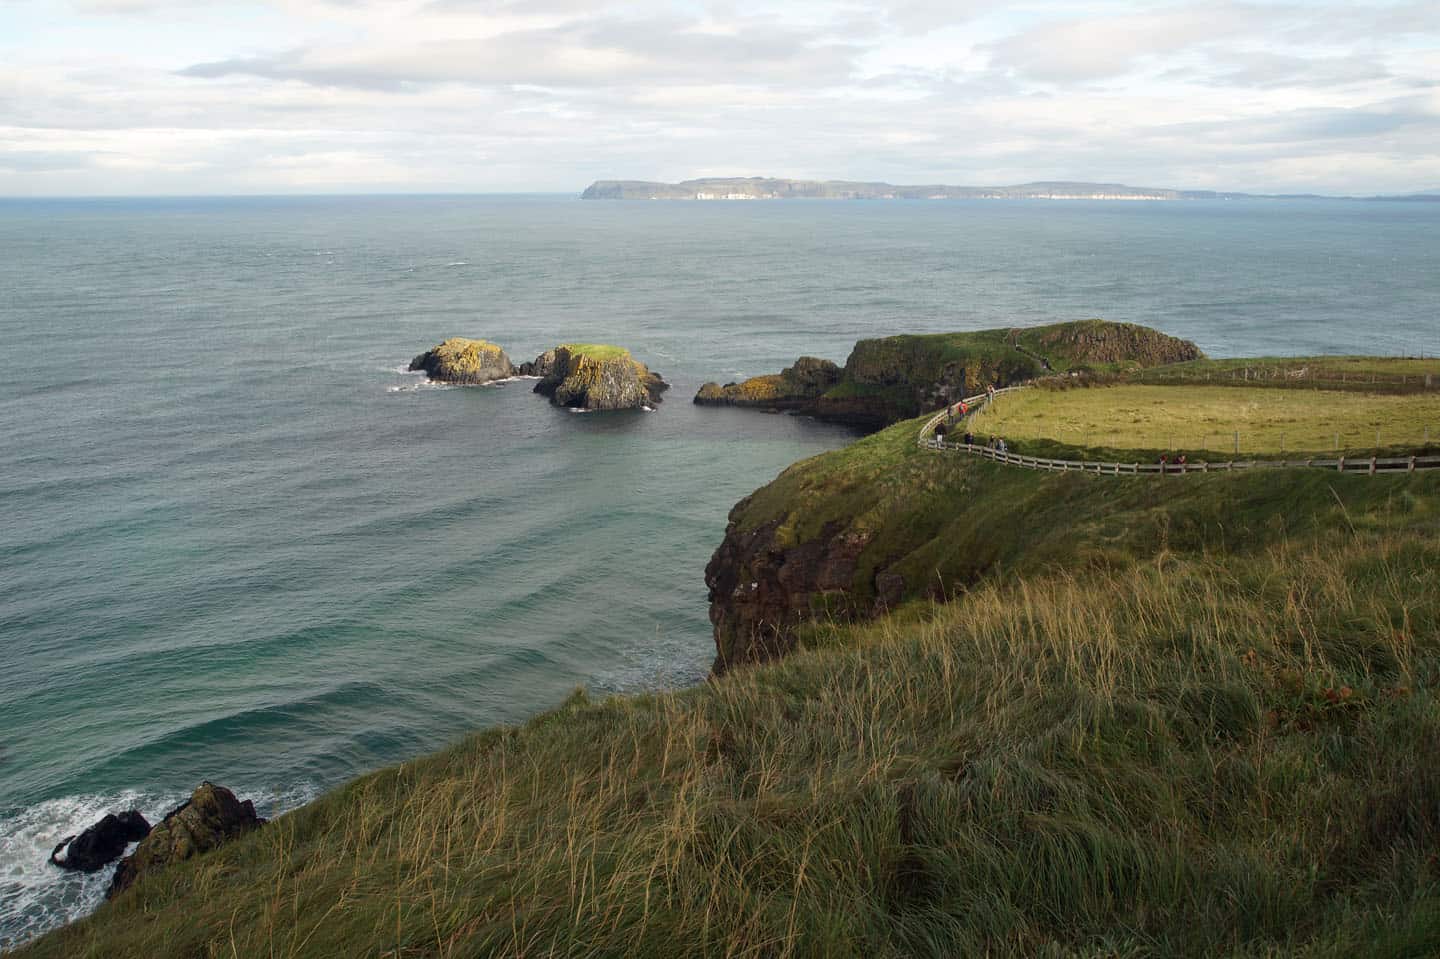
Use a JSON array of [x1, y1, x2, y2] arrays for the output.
[[582, 177, 1262, 201]]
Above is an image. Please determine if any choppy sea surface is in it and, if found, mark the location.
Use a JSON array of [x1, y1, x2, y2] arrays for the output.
[[1, 194, 1437, 949]]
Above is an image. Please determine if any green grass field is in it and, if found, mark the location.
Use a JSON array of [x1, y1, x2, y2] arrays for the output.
[[966, 383, 1440, 456], [560, 343, 631, 361]]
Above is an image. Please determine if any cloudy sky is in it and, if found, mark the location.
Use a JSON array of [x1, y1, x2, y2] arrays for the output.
[[2, 0, 1438, 195]]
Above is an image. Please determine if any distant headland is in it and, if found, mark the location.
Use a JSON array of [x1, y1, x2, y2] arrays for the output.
[[581, 177, 1440, 202]]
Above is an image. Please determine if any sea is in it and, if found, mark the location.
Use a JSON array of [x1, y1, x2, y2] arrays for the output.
[[1, 194, 1437, 950]]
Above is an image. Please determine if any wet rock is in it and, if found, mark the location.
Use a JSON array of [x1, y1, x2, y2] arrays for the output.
[[49, 811, 151, 873]]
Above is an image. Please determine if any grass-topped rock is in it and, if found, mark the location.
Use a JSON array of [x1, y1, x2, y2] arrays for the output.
[[695, 319, 1203, 430], [408, 337, 516, 384], [529, 343, 669, 411]]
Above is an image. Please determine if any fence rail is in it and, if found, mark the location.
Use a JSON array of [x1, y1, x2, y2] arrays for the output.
[[918, 389, 1440, 477]]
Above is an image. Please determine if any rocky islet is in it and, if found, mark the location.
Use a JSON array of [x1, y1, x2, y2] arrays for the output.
[[412, 339, 669, 411]]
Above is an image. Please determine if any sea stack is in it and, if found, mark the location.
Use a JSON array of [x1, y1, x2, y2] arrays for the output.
[[409, 337, 516, 384], [528, 344, 669, 411]]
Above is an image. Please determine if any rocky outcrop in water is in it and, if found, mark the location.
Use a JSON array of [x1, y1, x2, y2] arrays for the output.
[[409, 338, 516, 384], [694, 357, 841, 410], [49, 811, 150, 873], [108, 783, 265, 898], [530, 345, 669, 411]]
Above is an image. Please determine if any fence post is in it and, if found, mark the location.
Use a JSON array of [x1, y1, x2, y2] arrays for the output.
[[1410, 456, 1417, 473], [1233, 431, 1239, 455], [1370, 457, 1377, 475], [1338, 456, 1345, 473]]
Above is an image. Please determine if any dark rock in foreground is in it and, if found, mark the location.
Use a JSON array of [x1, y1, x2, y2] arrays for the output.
[[108, 782, 265, 898], [49, 811, 150, 873], [409, 337, 516, 385], [530, 344, 669, 411]]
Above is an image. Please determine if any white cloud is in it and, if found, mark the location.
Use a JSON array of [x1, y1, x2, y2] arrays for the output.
[[0, 0, 1436, 194]]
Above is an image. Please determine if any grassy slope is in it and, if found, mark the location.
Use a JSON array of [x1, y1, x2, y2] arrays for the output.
[[20, 430, 1440, 957], [966, 383, 1440, 456]]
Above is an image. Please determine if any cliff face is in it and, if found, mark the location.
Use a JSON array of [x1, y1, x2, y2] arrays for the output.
[[410, 338, 516, 384], [694, 321, 1203, 432], [705, 507, 888, 674], [531, 345, 669, 411]]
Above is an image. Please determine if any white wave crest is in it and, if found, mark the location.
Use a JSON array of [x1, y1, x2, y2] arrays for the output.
[[386, 380, 451, 393]]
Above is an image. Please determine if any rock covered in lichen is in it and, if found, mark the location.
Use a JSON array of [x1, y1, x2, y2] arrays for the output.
[[409, 338, 516, 384], [531, 344, 669, 411], [694, 356, 841, 409], [108, 782, 265, 898]]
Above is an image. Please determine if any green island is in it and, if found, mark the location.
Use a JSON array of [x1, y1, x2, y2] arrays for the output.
[[21, 324, 1440, 958]]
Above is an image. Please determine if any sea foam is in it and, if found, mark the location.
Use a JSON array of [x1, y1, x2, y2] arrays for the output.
[[0, 784, 318, 951]]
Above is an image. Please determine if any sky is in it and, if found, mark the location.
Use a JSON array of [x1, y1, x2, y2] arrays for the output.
[[1, 0, 1438, 196]]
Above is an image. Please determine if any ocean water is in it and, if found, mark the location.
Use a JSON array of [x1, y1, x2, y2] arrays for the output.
[[1, 194, 1437, 949]]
